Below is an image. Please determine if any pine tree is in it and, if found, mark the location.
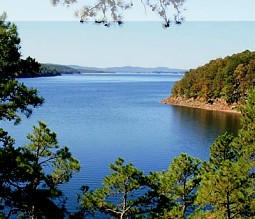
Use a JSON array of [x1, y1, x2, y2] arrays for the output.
[[0, 14, 43, 127], [80, 158, 149, 219], [149, 153, 201, 218], [0, 121, 80, 218], [196, 132, 254, 218], [233, 88, 255, 164], [0, 16, 80, 218]]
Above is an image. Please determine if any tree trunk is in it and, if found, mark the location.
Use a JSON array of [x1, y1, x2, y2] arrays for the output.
[[226, 191, 231, 219]]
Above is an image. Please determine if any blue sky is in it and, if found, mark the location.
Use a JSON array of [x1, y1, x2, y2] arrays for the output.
[[0, 0, 254, 69], [1, 0, 255, 21]]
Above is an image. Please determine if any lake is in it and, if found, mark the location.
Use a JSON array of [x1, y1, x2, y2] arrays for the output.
[[1, 73, 241, 212]]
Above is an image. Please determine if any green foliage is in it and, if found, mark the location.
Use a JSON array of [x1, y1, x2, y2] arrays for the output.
[[196, 92, 255, 218], [0, 17, 21, 79], [190, 209, 221, 219], [232, 88, 255, 163], [80, 158, 149, 219], [77, 91, 255, 219], [171, 50, 255, 104], [18, 56, 42, 78], [197, 159, 253, 219], [209, 132, 236, 165], [150, 153, 201, 218], [0, 121, 80, 218], [78, 155, 202, 219], [0, 17, 41, 79], [0, 16, 81, 218], [196, 130, 254, 219], [38, 64, 81, 77], [24, 121, 80, 185], [0, 79, 43, 124], [0, 15, 43, 125]]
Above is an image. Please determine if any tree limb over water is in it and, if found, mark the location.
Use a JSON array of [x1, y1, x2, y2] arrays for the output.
[[51, 0, 186, 28]]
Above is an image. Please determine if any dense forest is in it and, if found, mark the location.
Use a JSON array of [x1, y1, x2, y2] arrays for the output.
[[18, 63, 81, 78], [1, 16, 254, 218], [170, 50, 255, 105]]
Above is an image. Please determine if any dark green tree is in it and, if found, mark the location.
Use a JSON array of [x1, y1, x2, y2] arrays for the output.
[[196, 160, 253, 219], [149, 153, 201, 218], [232, 88, 255, 163], [0, 14, 43, 126], [79, 158, 150, 219], [0, 16, 80, 217], [0, 121, 80, 218], [208, 132, 236, 165], [231, 87, 255, 217], [196, 132, 254, 219]]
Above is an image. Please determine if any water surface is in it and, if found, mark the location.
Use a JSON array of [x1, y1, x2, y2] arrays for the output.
[[1, 73, 241, 211]]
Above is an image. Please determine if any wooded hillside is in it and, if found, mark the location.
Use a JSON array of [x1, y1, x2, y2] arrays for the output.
[[170, 50, 255, 104], [19, 64, 81, 78]]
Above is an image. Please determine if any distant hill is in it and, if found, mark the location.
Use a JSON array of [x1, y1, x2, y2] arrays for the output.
[[67, 65, 106, 73], [23, 63, 185, 77], [68, 65, 185, 73], [19, 64, 82, 78], [165, 50, 255, 105]]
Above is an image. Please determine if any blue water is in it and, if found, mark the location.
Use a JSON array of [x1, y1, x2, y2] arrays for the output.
[[1, 73, 240, 212]]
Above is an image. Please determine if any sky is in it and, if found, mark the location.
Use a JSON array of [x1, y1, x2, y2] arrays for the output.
[[0, 0, 255, 69]]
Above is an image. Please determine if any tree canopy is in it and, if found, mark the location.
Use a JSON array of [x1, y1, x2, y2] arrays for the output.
[[0, 16, 80, 218], [196, 133, 253, 219], [38, 64, 80, 77], [0, 15, 43, 125], [51, 0, 185, 27], [170, 50, 255, 104], [77, 88, 255, 219], [147, 153, 201, 218], [79, 158, 150, 219], [0, 121, 80, 218]]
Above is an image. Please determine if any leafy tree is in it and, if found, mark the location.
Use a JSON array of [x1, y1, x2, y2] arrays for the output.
[[51, 0, 185, 28], [168, 50, 255, 105], [0, 121, 80, 218], [79, 158, 150, 219], [149, 153, 201, 218]]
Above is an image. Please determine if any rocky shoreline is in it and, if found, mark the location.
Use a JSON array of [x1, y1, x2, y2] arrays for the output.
[[162, 96, 241, 114]]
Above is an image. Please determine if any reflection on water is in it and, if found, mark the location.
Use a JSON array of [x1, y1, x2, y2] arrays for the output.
[[172, 106, 241, 136]]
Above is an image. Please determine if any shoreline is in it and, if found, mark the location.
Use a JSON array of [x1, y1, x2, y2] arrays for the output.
[[161, 97, 241, 114]]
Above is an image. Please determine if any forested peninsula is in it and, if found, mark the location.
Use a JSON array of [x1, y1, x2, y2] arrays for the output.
[[163, 50, 255, 113], [18, 63, 81, 78]]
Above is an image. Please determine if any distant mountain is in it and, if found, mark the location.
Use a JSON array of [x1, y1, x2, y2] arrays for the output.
[[21, 63, 185, 78], [68, 65, 185, 73]]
